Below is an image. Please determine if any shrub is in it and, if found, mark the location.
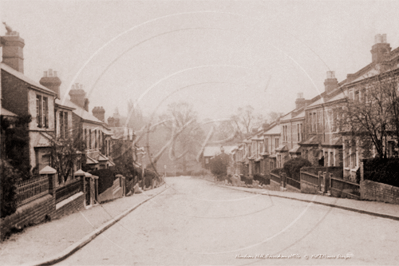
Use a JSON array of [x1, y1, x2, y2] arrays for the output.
[[91, 169, 118, 195], [363, 158, 399, 187], [271, 168, 284, 175], [283, 158, 312, 181], [253, 173, 270, 185], [1, 159, 18, 218], [209, 154, 229, 178]]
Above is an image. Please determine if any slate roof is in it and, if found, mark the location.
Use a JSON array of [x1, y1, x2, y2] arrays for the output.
[[1, 63, 56, 96], [203, 145, 237, 157], [1, 107, 17, 117], [264, 124, 280, 135], [58, 98, 112, 134]]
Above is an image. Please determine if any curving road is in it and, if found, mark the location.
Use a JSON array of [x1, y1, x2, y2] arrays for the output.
[[59, 176, 399, 265]]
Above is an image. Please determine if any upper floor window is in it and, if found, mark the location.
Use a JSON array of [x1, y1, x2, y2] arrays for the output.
[[89, 129, 92, 149], [59, 111, 68, 138], [309, 112, 317, 133], [95, 130, 98, 149], [354, 90, 360, 102], [264, 138, 269, 152], [282, 125, 288, 142], [36, 95, 49, 128], [297, 123, 303, 141], [275, 138, 280, 149]]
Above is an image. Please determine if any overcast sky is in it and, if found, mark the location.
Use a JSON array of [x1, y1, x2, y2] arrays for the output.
[[1, 0, 399, 123]]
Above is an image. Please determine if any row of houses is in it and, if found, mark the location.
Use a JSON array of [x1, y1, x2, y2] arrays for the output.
[[230, 33, 399, 183], [0, 25, 139, 235], [0, 26, 138, 175]]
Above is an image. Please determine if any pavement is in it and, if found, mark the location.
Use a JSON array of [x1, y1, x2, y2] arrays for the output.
[[200, 176, 399, 222], [0, 184, 168, 266]]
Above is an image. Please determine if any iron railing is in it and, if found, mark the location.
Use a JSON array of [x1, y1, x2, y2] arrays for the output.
[[55, 180, 82, 203], [16, 176, 49, 207]]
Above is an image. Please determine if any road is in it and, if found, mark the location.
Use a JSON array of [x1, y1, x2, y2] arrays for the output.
[[60, 176, 399, 265]]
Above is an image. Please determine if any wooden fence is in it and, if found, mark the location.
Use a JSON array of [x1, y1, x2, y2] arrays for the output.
[[286, 176, 301, 189]]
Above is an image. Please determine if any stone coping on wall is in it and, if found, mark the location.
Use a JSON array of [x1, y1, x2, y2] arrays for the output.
[[56, 192, 84, 210]]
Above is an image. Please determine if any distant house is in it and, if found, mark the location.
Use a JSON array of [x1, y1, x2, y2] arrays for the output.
[[201, 145, 237, 170], [61, 84, 114, 170]]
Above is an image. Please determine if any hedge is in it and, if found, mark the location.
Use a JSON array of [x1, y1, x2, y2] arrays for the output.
[[283, 157, 312, 181], [0, 160, 18, 218], [363, 158, 399, 187], [253, 173, 270, 185], [91, 169, 118, 195]]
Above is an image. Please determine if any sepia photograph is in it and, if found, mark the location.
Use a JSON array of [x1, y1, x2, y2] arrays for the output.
[[0, 0, 399, 265]]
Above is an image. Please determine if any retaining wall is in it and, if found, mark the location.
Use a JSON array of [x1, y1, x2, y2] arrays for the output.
[[286, 184, 301, 193], [269, 179, 280, 191], [53, 192, 85, 219], [360, 180, 399, 204], [300, 180, 319, 194], [1, 194, 55, 240]]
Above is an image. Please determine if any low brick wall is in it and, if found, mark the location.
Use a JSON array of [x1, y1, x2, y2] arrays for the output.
[[269, 179, 280, 191], [360, 180, 399, 204], [300, 180, 319, 194], [53, 193, 85, 219], [330, 177, 360, 200], [286, 184, 301, 193], [1, 194, 55, 240], [98, 178, 123, 203]]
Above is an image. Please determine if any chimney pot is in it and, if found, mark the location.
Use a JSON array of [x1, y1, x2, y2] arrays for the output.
[[324, 70, 338, 93], [40, 68, 61, 99], [1, 32, 25, 73], [382, 34, 387, 43], [375, 34, 382, 44], [371, 34, 391, 63]]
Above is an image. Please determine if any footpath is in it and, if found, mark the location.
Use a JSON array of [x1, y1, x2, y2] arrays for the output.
[[206, 178, 399, 221], [0, 184, 168, 266]]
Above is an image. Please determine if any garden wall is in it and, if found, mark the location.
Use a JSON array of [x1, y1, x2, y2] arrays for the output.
[[53, 192, 85, 219], [1, 194, 55, 240], [98, 178, 123, 203], [360, 180, 399, 204]]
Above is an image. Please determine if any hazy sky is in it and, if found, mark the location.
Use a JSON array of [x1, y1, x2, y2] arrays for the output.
[[1, 0, 399, 123]]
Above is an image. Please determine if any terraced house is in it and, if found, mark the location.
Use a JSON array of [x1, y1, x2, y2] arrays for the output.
[[232, 33, 399, 186], [0, 26, 129, 237]]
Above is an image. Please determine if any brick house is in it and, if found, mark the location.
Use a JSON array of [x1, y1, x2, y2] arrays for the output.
[[1, 30, 59, 173], [60, 83, 114, 171], [300, 34, 399, 182]]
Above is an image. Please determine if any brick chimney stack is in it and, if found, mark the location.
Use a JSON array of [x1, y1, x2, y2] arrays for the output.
[[69, 83, 89, 111], [324, 71, 338, 93], [295, 92, 306, 109], [39, 69, 61, 99], [371, 34, 391, 64], [1, 26, 25, 73], [92, 106, 105, 122]]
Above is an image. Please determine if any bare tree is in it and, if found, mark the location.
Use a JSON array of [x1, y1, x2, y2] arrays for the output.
[[339, 70, 399, 159], [50, 136, 85, 184], [157, 102, 202, 173]]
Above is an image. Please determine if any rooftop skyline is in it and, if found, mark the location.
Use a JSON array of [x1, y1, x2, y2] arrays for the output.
[[1, 0, 399, 122]]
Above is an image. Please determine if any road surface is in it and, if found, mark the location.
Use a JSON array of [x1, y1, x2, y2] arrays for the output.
[[60, 176, 399, 265]]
